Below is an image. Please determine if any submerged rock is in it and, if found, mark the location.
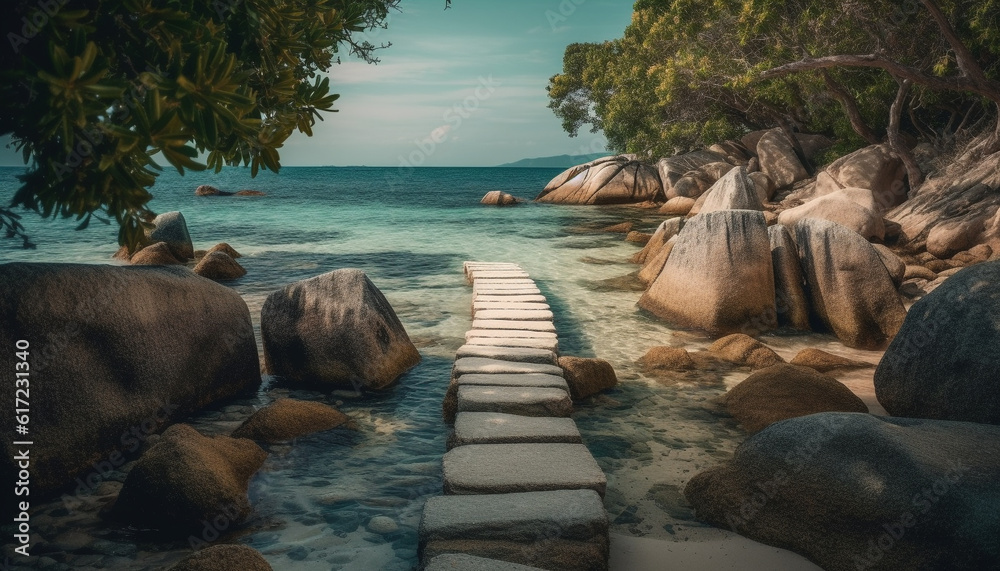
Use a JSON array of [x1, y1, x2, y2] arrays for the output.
[[193, 251, 247, 281], [231, 399, 351, 443], [794, 218, 906, 349], [685, 413, 1000, 570], [209, 243, 242, 258], [111, 424, 267, 532], [168, 545, 273, 571], [638, 210, 776, 336], [558, 356, 618, 399], [129, 241, 183, 265], [789, 348, 873, 373], [722, 364, 868, 432], [0, 263, 261, 498], [261, 269, 421, 390], [481, 191, 521, 206], [638, 346, 695, 372], [537, 155, 663, 204], [875, 260, 1000, 425]]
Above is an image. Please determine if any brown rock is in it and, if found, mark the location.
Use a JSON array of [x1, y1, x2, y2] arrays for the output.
[[656, 150, 728, 199], [145, 211, 195, 261], [261, 269, 421, 390], [794, 218, 907, 349], [231, 399, 351, 443], [558, 356, 618, 399], [481, 191, 521, 206], [925, 259, 959, 273], [193, 251, 247, 281], [748, 171, 776, 202], [536, 156, 663, 204], [789, 348, 873, 373], [168, 545, 273, 571], [111, 424, 267, 531], [631, 218, 682, 265], [816, 144, 907, 212], [757, 129, 809, 190], [722, 364, 868, 432], [600, 222, 633, 233], [195, 185, 227, 196], [708, 334, 784, 370], [768, 225, 810, 330], [234, 190, 266, 196], [638, 210, 777, 336], [690, 167, 763, 217], [638, 346, 695, 371], [872, 244, 906, 287], [952, 244, 993, 266], [903, 265, 937, 281], [209, 243, 242, 258], [112, 245, 132, 261], [625, 231, 652, 244], [926, 216, 987, 259], [637, 237, 676, 286], [130, 242, 183, 265], [777, 188, 885, 242], [658, 196, 696, 216]]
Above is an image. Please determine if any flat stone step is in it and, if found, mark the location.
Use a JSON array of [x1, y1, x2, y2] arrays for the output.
[[456, 373, 568, 390], [465, 336, 559, 352], [450, 412, 582, 448], [421, 489, 607, 543], [453, 358, 563, 377], [465, 329, 558, 340], [474, 294, 548, 304], [465, 262, 522, 271], [457, 386, 572, 417], [470, 270, 531, 280], [442, 444, 607, 497], [473, 278, 537, 285], [456, 345, 558, 365], [471, 320, 555, 332], [473, 287, 543, 297], [474, 309, 555, 322], [473, 301, 550, 312], [424, 554, 546, 571]]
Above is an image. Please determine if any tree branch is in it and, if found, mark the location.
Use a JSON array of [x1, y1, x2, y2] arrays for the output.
[[918, 0, 988, 86], [887, 78, 924, 189], [821, 70, 881, 144], [759, 54, 1000, 104]]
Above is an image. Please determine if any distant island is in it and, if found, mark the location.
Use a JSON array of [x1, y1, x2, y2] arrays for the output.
[[496, 153, 607, 168]]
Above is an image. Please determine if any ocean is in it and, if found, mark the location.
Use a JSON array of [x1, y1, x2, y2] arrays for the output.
[[0, 166, 859, 569]]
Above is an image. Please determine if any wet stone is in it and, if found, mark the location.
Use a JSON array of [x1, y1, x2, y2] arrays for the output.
[[450, 412, 582, 448], [457, 386, 572, 417], [442, 444, 606, 496], [455, 345, 558, 365]]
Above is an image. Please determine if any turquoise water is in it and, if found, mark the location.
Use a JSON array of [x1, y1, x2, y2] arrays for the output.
[[1, 166, 862, 569]]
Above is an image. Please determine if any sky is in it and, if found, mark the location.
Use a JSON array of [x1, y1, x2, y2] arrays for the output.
[[0, 0, 635, 168]]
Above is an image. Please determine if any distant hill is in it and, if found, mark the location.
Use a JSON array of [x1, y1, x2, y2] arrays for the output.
[[496, 153, 608, 168]]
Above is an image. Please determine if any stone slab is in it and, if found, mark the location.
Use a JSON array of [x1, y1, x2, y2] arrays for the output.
[[457, 386, 572, 417], [471, 320, 555, 332], [455, 373, 569, 390], [453, 358, 563, 377], [474, 309, 555, 322], [473, 279, 537, 285], [420, 489, 608, 543], [442, 444, 607, 497], [470, 271, 531, 280], [473, 301, 551, 312], [465, 336, 560, 352], [456, 345, 558, 365], [424, 554, 546, 571], [466, 329, 558, 340], [450, 412, 582, 448], [474, 295, 548, 304]]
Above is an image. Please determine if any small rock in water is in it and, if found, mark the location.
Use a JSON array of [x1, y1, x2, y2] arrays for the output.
[[367, 516, 398, 534]]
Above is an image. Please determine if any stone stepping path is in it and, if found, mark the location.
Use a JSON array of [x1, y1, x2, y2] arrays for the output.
[[420, 262, 609, 570]]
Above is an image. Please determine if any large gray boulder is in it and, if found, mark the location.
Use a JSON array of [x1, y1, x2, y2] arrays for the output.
[[778, 188, 886, 242], [638, 210, 777, 335], [261, 269, 420, 390], [146, 211, 194, 260], [656, 150, 728, 198], [875, 260, 1000, 425], [0, 263, 261, 498], [768, 225, 810, 330], [536, 156, 663, 204], [757, 129, 809, 189], [685, 413, 1000, 571], [691, 166, 763, 215], [794, 219, 906, 349]]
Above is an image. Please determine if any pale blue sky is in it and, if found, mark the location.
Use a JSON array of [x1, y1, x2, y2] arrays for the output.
[[0, 0, 634, 167]]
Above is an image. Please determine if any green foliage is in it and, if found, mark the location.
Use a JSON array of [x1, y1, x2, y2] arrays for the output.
[[548, 0, 999, 160], [1, 0, 419, 249]]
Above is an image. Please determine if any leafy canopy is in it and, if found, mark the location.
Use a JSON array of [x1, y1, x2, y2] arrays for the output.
[[1, 0, 425, 249], [548, 0, 1000, 161]]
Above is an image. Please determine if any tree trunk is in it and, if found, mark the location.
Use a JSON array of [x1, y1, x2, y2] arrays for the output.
[[822, 70, 881, 145], [887, 79, 924, 191]]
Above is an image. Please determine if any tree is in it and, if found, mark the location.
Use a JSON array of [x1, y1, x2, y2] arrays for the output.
[[548, 0, 999, 177], [1, 0, 439, 249]]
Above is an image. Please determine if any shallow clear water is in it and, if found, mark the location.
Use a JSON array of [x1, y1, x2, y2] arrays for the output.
[[0, 166, 882, 569]]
